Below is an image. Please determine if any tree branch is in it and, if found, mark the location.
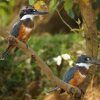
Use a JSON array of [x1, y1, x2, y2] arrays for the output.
[[0, 28, 81, 98]]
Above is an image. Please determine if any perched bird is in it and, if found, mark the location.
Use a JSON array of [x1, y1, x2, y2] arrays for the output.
[[1, 6, 48, 60], [49, 55, 100, 93]]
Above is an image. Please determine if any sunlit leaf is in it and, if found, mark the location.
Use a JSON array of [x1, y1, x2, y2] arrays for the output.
[[49, 0, 57, 12], [34, 0, 48, 10], [64, 0, 73, 12], [29, 0, 36, 5]]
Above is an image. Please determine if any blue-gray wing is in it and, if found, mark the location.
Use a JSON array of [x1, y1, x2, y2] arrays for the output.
[[10, 21, 22, 37], [63, 67, 77, 83]]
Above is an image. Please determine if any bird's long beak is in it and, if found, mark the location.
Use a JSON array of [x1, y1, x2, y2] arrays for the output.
[[32, 9, 48, 15], [88, 59, 100, 65], [35, 10, 48, 15]]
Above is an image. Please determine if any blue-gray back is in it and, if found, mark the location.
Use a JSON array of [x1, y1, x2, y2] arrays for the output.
[[63, 67, 77, 83], [11, 21, 22, 37]]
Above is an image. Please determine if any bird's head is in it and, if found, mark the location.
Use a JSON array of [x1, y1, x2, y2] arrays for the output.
[[20, 6, 48, 20], [75, 55, 100, 69]]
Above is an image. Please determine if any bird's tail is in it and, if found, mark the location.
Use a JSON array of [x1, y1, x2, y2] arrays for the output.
[[0, 45, 15, 60]]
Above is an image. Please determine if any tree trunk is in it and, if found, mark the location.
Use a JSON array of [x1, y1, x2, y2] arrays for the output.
[[73, 0, 98, 100], [80, 0, 98, 57]]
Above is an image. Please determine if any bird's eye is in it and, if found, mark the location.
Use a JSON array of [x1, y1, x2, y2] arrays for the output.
[[86, 58, 90, 61]]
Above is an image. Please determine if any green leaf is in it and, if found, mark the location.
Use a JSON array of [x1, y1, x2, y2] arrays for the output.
[[64, 0, 73, 12], [49, 0, 57, 12], [67, 9, 75, 19], [29, 0, 36, 5]]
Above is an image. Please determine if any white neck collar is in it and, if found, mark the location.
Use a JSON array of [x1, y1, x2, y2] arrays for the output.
[[20, 15, 34, 20], [75, 63, 92, 69]]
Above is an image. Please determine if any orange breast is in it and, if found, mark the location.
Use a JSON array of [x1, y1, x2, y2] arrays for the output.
[[69, 70, 86, 86], [18, 24, 32, 43]]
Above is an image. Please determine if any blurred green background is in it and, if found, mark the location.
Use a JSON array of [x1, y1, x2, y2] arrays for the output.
[[0, 0, 100, 100]]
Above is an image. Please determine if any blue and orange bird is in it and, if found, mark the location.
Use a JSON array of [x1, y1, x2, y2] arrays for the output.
[[49, 55, 100, 93], [1, 6, 48, 60]]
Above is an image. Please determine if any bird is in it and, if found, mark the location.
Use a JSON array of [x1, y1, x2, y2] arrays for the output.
[[1, 6, 48, 60], [49, 55, 100, 93]]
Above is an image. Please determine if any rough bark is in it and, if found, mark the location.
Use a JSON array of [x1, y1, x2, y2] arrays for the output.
[[74, 0, 98, 100], [80, 0, 98, 57]]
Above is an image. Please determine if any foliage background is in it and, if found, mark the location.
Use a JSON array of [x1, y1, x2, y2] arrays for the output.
[[0, 0, 100, 100]]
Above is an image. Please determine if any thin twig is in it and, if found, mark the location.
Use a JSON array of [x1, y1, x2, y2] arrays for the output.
[[56, 9, 72, 30], [56, 9, 81, 34]]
